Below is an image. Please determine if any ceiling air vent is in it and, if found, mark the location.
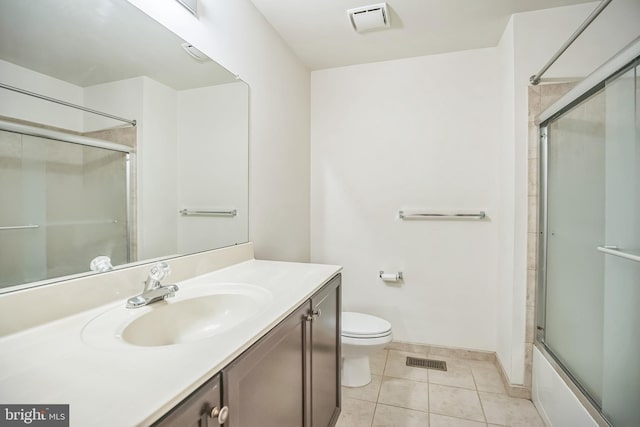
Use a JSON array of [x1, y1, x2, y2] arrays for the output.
[[347, 3, 390, 33]]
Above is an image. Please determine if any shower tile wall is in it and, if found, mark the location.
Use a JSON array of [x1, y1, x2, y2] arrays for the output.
[[525, 82, 576, 389]]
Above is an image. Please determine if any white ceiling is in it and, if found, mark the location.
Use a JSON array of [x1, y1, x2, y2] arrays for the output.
[[249, 0, 594, 70], [0, 0, 237, 89]]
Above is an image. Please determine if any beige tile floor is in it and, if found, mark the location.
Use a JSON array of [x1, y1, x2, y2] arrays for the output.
[[337, 349, 545, 427]]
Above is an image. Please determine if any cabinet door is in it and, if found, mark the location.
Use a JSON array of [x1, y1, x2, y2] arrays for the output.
[[310, 274, 341, 427], [153, 375, 221, 427], [223, 302, 309, 427]]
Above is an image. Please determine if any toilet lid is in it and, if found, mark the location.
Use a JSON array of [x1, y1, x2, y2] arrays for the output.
[[342, 312, 392, 338]]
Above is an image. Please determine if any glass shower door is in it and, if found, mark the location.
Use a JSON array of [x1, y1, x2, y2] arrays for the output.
[[0, 130, 45, 285], [600, 63, 640, 427], [545, 88, 606, 406], [0, 131, 129, 289], [542, 59, 640, 426]]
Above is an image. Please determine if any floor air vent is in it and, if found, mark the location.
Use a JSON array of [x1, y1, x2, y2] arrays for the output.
[[405, 357, 447, 371]]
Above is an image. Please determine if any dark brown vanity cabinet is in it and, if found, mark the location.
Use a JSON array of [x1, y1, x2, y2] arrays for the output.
[[307, 274, 341, 427], [154, 274, 341, 427], [223, 302, 308, 426], [153, 375, 223, 427], [224, 273, 341, 427]]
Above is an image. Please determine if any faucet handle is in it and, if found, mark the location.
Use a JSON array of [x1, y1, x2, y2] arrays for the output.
[[149, 262, 171, 282], [90, 256, 113, 272]]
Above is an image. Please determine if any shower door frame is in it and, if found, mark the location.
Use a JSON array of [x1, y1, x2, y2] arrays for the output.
[[535, 41, 640, 427]]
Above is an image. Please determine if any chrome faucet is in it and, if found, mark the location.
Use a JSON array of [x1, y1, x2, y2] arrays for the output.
[[126, 262, 179, 309]]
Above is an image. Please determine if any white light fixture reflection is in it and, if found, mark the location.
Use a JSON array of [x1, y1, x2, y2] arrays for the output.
[[181, 43, 210, 62]]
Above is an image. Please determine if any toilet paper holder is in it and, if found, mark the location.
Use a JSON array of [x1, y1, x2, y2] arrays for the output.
[[379, 271, 403, 281]]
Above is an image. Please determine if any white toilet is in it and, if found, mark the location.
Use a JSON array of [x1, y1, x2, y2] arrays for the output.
[[341, 311, 392, 387]]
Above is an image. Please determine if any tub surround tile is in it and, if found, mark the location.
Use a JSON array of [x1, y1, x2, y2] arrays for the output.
[[342, 374, 382, 402], [479, 392, 545, 427], [539, 81, 578, 114], [528, 157, 538, 197], [525, 306, 535, 344], [528, 86, 541, 122], [523, 345, 533, 388], [430, 413, 487, 427], [526, 269, 536, 307], [336, 397, 376, 427], [372, 404, 430, 427], [84, 126, 137, 148], [527, 196, 538, 233], [527, 233, 538, 270], [429, 384, 485, 423], [528, 122, 539, 159]]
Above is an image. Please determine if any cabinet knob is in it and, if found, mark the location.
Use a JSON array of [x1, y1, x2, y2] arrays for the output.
[[210, 406, 229, 424], [217, 406, 229, 424], [306, 308, 321, 321]]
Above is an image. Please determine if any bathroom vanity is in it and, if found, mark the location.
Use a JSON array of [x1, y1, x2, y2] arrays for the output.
[[0, 244, 342, 426], [155, 274, 341, 426]]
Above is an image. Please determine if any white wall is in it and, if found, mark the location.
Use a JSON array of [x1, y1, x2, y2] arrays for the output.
[[311, 49, 501, 350], [83, 77, 144, 132], [126, 0, 311, 262], [139, 77, 179, 259], [496, 17, 516, 385], [177, 82, 249, 253], [0, 60, 83, 131]]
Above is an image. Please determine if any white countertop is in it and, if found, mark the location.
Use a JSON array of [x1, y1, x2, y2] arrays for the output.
[[0, 259, 341, 426]]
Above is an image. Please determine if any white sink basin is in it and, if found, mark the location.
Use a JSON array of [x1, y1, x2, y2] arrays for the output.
[[82, 283, 272, 348]]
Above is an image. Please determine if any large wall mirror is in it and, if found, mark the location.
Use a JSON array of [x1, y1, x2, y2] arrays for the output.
[[0, 0, 249, 293]]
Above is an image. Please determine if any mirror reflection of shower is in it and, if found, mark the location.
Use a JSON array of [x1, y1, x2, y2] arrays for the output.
[[0, 0, 249, 293], [0, 126, 130, 288]]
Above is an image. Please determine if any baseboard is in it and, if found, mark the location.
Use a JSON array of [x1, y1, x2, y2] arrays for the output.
[[494, 351, 532, 399]]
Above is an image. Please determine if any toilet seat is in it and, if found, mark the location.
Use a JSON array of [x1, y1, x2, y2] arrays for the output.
[[342, 312, 392, 339]]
